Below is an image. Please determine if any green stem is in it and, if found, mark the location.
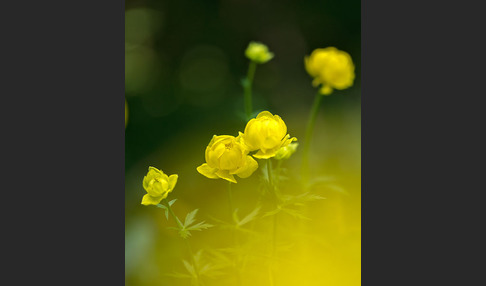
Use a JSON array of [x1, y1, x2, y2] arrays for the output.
[[301, 91, 324, 184], [267, 159, 274, 191], [267, 159, 278, 286], [164, 199, 200, 285], [228, 182, 234, 219], [244, 61, 257, 120], [271, 211, 278, 286], [227, 182, 242, 286], [165, 199, 183, 229]]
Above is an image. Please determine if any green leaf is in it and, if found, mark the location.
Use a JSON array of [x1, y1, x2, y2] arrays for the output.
[[198, 263, 225, 278], [184, 209, 199, 228], [156, 204, 167, 210], [186, 221, 214, 231], [194, 249, 203, 265], [156, 204, 170, 220], [263, 208, 281, 217], [182, 260, 197, 277], [281, 207, 311, 221], [168, 199, 177, 206], [238, 206, 261, 226], [179, 229, 191, 239]]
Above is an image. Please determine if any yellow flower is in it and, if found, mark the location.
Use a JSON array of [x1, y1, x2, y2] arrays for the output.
[[141, 167, 178, 206], [197, 135, 258, 183], [240, 111, 297, 159], [304, 47, 355, 95], [274, 142, 299, 160], [245, 41, 274, 64]]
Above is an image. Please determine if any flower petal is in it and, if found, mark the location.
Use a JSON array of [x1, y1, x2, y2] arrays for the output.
[[141, 194, 163, 206], [168, 174, 178, 191], [215, 169, 237, 183], [197, 163, 219, 179], [252, 150, 276, 159], [234, 155, 258, 178]]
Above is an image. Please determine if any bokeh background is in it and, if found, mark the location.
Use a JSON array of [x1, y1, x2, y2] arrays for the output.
[[125, 0, 360, 285]]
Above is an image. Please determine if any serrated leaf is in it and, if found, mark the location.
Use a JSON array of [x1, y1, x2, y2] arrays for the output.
[[238, 206, 261, 226], [194, 249, 203, 265], [186, 221, 213, 231], [198, 263, 225, 278], [263, 208, 281, 217], [156, 204, 167, 210], [184, 209, 199, 228], [281, 207, 311, 220], [179, 229, 191, 239], [182, 260, 197, 277]]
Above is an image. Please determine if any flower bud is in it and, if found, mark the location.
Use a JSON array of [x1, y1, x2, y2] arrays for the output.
[[141, 167, 178, 206], [274, 142, 299, 160], [245, 41, 274, 64]]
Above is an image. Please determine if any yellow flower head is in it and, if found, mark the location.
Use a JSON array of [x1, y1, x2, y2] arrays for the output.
[[245, 41, 274, 64], [304, 47, 355, 95], [274, 142, 299, 160], [197, 135, 258, 183], [141, 167, 178, 206], [240, 111, 297, 159]]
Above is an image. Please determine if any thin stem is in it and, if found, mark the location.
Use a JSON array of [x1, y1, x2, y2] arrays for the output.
[[228, 181, 234, 219], [227, 182, 241, 286], [165, 199, 183, 229], [267, 159, 278, 286], [301, 91, 324, 184], [267, 159, 274, 191], [244, 61, 257, 120], [271, 211, 278, 286]]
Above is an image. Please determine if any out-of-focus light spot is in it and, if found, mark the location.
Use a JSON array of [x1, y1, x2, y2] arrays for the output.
[[125, 99, 128, 127], [125, 8, 164, 46], [178, 45, 230, 106], [125, 46, 160, 94], [125, 216, 156, 276]]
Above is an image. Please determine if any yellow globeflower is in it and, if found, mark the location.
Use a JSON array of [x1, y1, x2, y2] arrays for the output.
[[245, 41, 274, 64], [304, 47, 355, 95], [141, 167, 178, 206], [274, 142, 299, 160], [240, 111, 297, 159], [197, 135, 259, 183]]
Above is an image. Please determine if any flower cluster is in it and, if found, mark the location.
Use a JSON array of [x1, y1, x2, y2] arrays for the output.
[[305, 47, 355, 95], [197, 111, 297, 183]]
